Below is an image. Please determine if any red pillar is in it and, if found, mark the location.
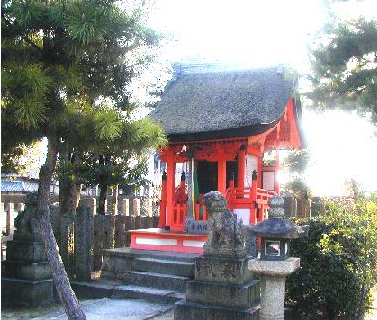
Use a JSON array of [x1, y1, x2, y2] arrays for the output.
[[250, 170, 258, 224], [218, 160, 227, 195], [274, 148, 280, 194], [158, 172, 167, 228], [166, 151, 175, 228], [257, 156, 263, 189], [237, 148, 246, 193]]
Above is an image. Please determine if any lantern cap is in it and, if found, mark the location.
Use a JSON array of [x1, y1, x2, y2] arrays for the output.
[[250, 194, 308, 239]]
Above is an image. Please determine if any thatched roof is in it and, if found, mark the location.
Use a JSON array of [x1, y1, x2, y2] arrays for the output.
[[149, 64, 298, 142]]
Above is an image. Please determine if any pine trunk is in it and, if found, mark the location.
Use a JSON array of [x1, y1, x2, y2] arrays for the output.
[[37, 139, 86, 320], [97, 183, 108, 215]]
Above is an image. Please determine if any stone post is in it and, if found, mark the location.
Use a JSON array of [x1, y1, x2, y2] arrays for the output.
[[249, 258, 300, 320], [114, 215, 126, 247], [297, 198, 311, 218], [121, 198, 130, 216], [132, 198, 140, 216], [5, 202, 15, 236], [283, 196, 297, 218], [93, 215, 104, 271], [75, 205, 94, 281], [1, 202, 5, 234], [79, 197, 96, 216], [60, 211, 75, 279], [140, 197, 151, 216], [147, 198, 153, 217], [311, 197, 325, 216]]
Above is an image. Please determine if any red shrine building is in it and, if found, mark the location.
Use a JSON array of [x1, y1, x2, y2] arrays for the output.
[[130, 64, 303, 254]]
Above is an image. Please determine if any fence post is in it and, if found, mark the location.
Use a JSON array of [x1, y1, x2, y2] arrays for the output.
[[79, 197, 96, 216], [93, 215, 104, 271], [5, 203, 15, 236], [283, 196, 297, 218], [132, 198, 140, 216], [104, 215, 115, 250], [1, 202, 5, 235], [311, 197, 325, 216], [121, 198, 129, 216], [114, 215, 126, 248], [141, 197, 153, 217], [75, 205, 94, 281], [60, 211, 75, 278]]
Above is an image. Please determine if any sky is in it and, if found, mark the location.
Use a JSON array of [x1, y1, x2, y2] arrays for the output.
[[144, 0, 377, 195]]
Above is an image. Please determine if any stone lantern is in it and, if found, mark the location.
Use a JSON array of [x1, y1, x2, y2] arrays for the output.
[[253, 195, 307, 261], [248, 194, 308, 320]]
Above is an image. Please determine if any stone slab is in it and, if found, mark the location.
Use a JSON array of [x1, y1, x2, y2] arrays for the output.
[[4, 261, 52, 281], [195, 255, 253, 284], [71, 279, 184, 305], [248, 257, 300, 276], [2, 277, 54, 307], [174, 300, 259, 320], [186, 279, 260, 308], [6, 239, 46, 263], [132, 257, 194, 277], [121, 271, 190, 292]]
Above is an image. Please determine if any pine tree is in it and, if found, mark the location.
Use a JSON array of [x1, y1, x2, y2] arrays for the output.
[[2, 1, 160, 318], [309, 18, 377, 123]]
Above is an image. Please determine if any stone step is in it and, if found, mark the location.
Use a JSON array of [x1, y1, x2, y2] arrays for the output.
[[72, 280, 184, 304], [112, 284, 183, 304], [132, 257, 195, 277], [174, 300, 259, 320], [121, 271, 190, 292]]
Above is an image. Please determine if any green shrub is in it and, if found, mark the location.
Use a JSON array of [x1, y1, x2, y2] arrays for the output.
[[286, 195, 377, 320]]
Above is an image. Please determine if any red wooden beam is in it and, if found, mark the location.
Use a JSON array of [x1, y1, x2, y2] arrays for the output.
[[237, 148, 246, 192], [217, 160, 227, 195]]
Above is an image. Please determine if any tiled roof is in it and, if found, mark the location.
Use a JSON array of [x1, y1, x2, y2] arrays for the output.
[[1, 180, 39, 192]]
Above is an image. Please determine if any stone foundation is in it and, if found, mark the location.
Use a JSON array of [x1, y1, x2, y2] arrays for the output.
[[2, 235, 54, 307], [174, 256, 260, 320]]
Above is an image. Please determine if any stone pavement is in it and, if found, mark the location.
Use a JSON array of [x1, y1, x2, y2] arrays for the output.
[[1, 298, 174, 320], [2, 288, 376, 320]]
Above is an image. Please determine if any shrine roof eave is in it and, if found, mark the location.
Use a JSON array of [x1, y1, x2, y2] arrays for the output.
[[165, 120, 280, 143]]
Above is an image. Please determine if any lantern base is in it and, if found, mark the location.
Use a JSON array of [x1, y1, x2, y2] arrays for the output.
[[248, 257, 300, 277]]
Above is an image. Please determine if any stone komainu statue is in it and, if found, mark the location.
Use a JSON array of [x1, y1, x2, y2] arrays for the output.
[[14, 192, 40, 239], [203, 191, 256, 258]]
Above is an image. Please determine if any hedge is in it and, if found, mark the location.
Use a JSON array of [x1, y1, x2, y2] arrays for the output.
[[286, 195, 377, 320]]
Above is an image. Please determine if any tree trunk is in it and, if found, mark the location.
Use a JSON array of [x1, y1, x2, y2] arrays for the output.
[[36, 138, 86, 320], [97, 183, 108, 215]]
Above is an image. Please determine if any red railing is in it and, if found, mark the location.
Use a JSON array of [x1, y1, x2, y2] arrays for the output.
[[225, 180, 275, 223]]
